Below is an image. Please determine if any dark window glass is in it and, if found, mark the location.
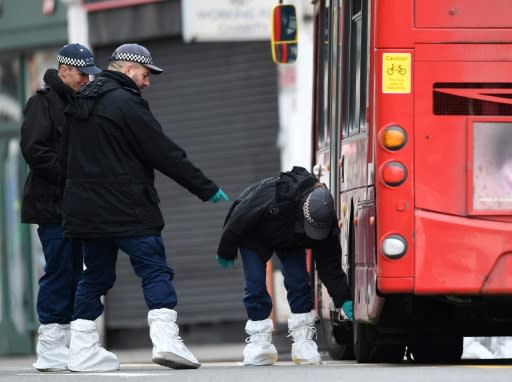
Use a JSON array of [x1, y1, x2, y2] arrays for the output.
[[0, 54, 21, 123]]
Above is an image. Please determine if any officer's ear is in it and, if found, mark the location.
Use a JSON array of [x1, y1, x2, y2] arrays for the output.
[[123, 62, 134, 76], [58, 64, 69, 76]]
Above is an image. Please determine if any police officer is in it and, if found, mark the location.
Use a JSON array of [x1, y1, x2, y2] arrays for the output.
[[20, 43, 102, 372], [61, 43, 229, 372], [217, 166, 352, 365]]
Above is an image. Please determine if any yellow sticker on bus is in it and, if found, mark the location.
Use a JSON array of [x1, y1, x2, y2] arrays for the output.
[[382, 53, 411, 94]]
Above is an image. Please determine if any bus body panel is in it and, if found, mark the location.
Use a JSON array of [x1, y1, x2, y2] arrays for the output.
[[374, 49, 415, 284], [309, 0, 512, 362], [375, 0, 512, 48], [342, 134, 370, 192], [416, 0, 512, 29], [373, 9, 512, 295], [354, 186, 385, 323], [415, 45, 512, 216], [412, 209, 512, 294]]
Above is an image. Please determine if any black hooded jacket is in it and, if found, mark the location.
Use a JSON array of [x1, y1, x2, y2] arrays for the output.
[[217, 166, 351, 306], [61, 70, 218, 238], [20, 69, 74, 224]]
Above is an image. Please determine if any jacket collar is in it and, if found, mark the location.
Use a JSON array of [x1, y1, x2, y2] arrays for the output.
[[43, 69, 74, 101], [100, 70, 140, 96]]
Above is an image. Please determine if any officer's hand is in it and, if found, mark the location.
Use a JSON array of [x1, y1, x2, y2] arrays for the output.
[[209, 188, 229, 203], [341, 300, 353, 321], [216, 255, 235, 268]]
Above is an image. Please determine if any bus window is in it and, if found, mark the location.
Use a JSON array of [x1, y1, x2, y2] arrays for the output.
[[317, 2, 331, 147], [472, 122, 512, 211], [348, 1, 363, 135], [329, 0, 341, 144], [359, 1, 368, 132], [337, 1, 348, 140]]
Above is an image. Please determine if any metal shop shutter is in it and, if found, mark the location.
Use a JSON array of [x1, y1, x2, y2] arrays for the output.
[[101, 40, 280, 330]]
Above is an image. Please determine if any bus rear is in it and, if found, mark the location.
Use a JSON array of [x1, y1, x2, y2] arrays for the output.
[[273, 0, 512, 363], [366, 0, 512, 362]]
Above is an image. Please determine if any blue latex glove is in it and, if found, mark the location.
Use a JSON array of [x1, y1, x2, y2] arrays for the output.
[[216, 255, 235, 268], [341, 300, 354, 321], [209, 188, 229, 203]]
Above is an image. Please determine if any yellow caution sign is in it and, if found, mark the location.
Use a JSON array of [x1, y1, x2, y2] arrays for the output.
[[382, 53, 411, 94]]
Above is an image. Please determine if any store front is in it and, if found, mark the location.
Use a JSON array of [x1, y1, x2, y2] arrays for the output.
[[0, 0, 68, 355]]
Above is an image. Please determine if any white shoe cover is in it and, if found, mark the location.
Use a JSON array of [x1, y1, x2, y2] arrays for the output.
[[33, 323, 70, 372], [242, 318, 278, 366], [148, 308, 200, 369], [68, 319, 119, 372], [288, 312, 321, 364]]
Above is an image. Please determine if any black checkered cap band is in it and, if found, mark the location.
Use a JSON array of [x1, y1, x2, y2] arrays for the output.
[[57, 54, 95, 68], [111, 52, 153, 65]]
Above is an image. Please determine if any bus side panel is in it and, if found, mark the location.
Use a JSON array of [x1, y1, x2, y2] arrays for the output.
[[354, 186, 384, 322]]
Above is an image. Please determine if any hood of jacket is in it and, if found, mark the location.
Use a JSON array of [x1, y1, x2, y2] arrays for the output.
[[67, 70, 140, 120]]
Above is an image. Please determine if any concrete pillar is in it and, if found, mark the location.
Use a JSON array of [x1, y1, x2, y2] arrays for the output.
[[276, 0, 313, 172], [59, 0, 90, 46], [274, 0, 314, 324]]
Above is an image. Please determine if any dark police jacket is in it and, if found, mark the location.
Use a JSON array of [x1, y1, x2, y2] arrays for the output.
[[20, 69, 73, 224], [217, 166, 350, 306], [62, 70, 218, 238]]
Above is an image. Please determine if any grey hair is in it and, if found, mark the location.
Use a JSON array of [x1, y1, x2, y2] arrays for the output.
[[107, 60, 129, 71]]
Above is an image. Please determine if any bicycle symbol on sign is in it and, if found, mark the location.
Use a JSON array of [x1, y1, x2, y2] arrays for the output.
[[386, 63, 407, 75]]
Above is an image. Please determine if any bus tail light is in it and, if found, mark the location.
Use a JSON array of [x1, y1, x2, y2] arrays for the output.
[[382, 234, 407, 259], [381, 161, 407, 186], [381, 125, 407, 151]]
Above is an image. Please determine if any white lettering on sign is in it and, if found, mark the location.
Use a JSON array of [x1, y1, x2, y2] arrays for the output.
[[182, 0, 277, 42]]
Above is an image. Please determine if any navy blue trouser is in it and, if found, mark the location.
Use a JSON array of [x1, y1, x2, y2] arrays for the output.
[[240, 247, 313, 321], [73, 235, 176, 321], [37, 224, 83, 324]]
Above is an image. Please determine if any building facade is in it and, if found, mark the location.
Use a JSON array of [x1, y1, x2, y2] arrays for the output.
[[0, 0, 69, 355], [1, 0, 285, 352]]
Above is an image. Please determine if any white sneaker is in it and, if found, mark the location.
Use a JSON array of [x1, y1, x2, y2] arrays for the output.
[[33, 323, 70, 372], [148, 308, 200, 369], [242, 318, 278, 366]]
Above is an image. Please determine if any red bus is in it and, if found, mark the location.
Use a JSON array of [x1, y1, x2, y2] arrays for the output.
[[273, 0, 512, 363]]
